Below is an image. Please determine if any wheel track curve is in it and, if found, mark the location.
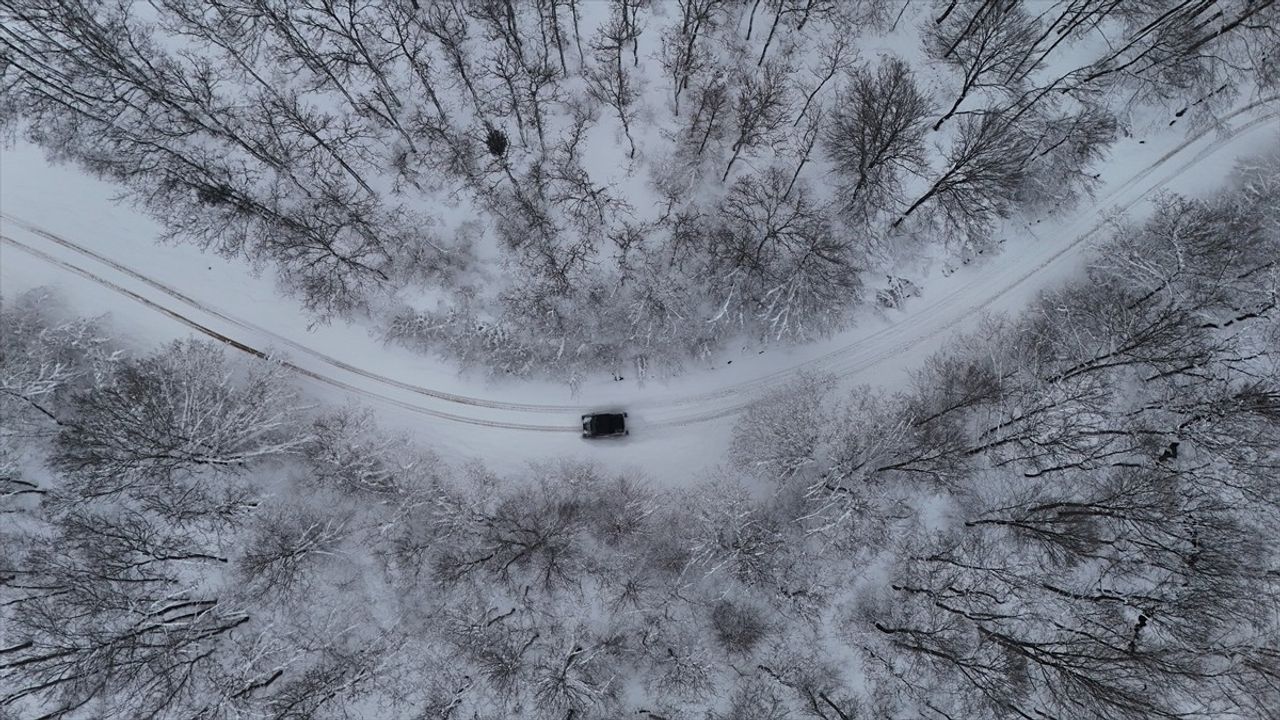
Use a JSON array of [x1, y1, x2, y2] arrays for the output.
[[0, 236, 579, 432], [4, 97, 1275, 431]]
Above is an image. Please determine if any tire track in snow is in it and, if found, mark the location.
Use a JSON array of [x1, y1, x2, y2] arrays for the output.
[[650, 97, 1280, 417], [0, 235, 579, 433], [659, 104, 1280, 426], [4, 98, 1275, 431], [0, 215, 584, 414]]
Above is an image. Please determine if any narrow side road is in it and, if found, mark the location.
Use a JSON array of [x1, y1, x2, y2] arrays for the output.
[[3, 98, 1276, 435]]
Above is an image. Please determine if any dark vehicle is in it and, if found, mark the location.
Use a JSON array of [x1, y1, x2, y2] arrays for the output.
[[582, 412, 628, 438]]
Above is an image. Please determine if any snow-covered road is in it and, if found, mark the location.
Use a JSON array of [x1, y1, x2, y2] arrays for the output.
[[2, 98, 1276, 478]]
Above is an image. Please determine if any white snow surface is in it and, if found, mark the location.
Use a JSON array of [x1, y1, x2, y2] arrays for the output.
[[2, 99, 1276, 483]]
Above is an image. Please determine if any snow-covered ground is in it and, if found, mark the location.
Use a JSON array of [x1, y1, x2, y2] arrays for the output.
[[2, 98, 1276, 482]]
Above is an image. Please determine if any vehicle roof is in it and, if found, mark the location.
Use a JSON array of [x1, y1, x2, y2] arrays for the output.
[[588, 413, 626, 434]]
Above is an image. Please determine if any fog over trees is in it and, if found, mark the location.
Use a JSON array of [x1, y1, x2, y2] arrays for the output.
[[4, 144, 1277, 719], [2, 0, 1277, 380]]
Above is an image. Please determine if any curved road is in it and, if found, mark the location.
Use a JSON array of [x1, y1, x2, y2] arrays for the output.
[[3, 98, 1276, 432]]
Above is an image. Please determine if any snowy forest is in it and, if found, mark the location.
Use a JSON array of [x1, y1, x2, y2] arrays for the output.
[[3, 141, 1278, 718], [2, 0, 1278, 381]]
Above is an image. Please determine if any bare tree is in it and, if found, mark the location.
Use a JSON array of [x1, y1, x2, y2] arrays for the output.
[[661, 0, 725, 115], [418, 0, 487, 115], [1014, 100, 1117, 214], [479, 55, 531, 146], [722, 61, 792, 181], [529, 633, 620, 718], [824, 57, 932, 226], [0, 0, 429, 319], [784, 104, 824, 199], [731, 372, 831, 482], [546, 116, 632, 240], [925, 0, 1043, 130], [711, 598, 772, 653], [681, 476, 789, 587], [466, 0, 568, 154], [52, 340, 307, 498], [586, 5, 642, 159], [707, 168, 861, 338], [255, 624, 397, 720], [1070, 0, 1280, 121], [792, 31, 857, 128], [716, 679, 792, 720], [685, 66, 732, 157], [616, 0, 649, 67], [1094, 187, 1280, 330], [1, 499, 249, 717], [429, 465, 610, 593], [751, 0, 840, 68], [0, 289, 115, 438], [485, 161, 598, 293], [893, 110, 1037, 246], [238, 502, 351, 599], [384, 0, 454, 126], [303, 407, 437, 496], [870, 465, 1280, 719]]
